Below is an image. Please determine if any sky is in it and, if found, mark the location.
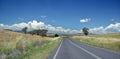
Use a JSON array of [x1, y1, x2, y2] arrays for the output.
[[0, 0, 120, 34]]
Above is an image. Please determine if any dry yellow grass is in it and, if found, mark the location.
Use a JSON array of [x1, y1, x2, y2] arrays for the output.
[[0, 30, 61, 59], [72, 35, 120, 52], [89, 33, 120, 38], [0, 30, 49, 53]]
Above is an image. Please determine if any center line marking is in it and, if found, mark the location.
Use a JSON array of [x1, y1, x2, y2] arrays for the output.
[[53, 39, 63, 59], [69, 40, 102, 59]]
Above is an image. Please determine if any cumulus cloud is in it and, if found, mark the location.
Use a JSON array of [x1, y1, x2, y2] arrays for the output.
[[80, 18, 90, 23], [0, 20, 120, 34], [105, 23, 120, 32], [89, 26, 105, 34], [0, 20, 80, 34], [89, 23, 120, 34]]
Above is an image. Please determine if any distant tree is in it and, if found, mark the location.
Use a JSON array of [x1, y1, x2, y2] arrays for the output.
[[82, 27, 89, 36], [22, 27, 27, 34], [28, 29, 48, 37], [55, 34, 59, 37], [40, 29, 48, 37]]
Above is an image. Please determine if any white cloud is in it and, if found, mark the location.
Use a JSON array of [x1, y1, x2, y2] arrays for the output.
[[40, 16, 47, 18], [89, 26, 105, 34], [105, 23, 120, 32], [89, 23, 120, 34], [80, 18, 90, 23], [0, 20, 120, 34], [0, 20, 80, 34]]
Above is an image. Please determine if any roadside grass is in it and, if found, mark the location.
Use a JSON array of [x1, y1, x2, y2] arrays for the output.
[[19, 37, 61, 59], [0, 30, 61, 59], [89, 33, 120, 38], [27, 40, 60, 59], [72, 34, 120, 52]]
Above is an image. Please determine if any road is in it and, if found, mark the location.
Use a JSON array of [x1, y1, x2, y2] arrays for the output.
[[47, 37, 120, 59]]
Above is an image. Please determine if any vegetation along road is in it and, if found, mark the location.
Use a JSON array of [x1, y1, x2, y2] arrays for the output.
[[47, 37, 120, 59]]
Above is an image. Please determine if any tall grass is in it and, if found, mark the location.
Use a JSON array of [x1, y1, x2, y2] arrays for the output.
[[0, 30, 44, 53], [72, 34, 120, 52], [89, 33, 120, 38], [0, 30, 61, 59]]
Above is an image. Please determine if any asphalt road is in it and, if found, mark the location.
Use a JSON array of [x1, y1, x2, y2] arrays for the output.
[[47, 37, 120, 59]]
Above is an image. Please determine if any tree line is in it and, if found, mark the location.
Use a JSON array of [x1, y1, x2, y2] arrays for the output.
[[22, 27, 48, 37], [22, 27, 89, 36]]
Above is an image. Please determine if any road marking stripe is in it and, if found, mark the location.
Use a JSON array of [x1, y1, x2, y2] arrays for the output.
[[69, 40, 102, 59], [53, 39, 63, 59]]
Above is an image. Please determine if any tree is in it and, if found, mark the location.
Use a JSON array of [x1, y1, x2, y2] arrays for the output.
[[22, 27, 27, 34], [55, 34, 59, 37], [40, 29, 48, 37], [28, 29, 48, 37], [82, 27, 89, 36]]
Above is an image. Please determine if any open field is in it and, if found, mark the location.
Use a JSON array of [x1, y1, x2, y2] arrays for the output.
[[0, 30, 61, 59], [89, 33, 120, 38], [72, 33, 120, 53]]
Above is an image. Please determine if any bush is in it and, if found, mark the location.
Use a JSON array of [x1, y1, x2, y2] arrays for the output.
[[54, 34, 59, 37]]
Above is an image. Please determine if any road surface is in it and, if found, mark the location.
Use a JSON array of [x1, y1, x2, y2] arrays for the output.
[[47, 37, 120, 59]]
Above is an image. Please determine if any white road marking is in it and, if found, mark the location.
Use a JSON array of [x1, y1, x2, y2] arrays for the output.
[[53, 39, 63, 59], [69, 40, 102, 59]]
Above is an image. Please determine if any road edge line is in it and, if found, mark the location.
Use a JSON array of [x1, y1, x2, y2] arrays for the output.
[[53, 39, 63, 59], [69, 40, 102, 59]]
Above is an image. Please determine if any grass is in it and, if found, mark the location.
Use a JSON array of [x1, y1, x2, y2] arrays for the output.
[[26, 40, 60, 59], [18, 40, 60, 59], [89, 33, 120, 38], [72, 33, 120, 53], [0, 30, 61, 59]]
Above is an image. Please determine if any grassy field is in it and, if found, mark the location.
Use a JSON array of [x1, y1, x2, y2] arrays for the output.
[[72, 33, 120, 53], [89, 33, 120, 38], [0, 30, 61, 59]]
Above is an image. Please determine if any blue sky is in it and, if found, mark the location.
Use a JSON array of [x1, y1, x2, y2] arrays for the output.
[[0, 0, 120, 34]]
